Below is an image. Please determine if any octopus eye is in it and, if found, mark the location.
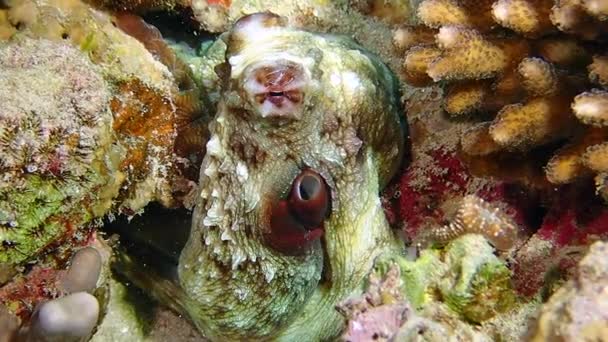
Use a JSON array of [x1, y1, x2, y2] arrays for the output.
[[266, 169, 331, 255], [244, 61, 307, 119], [288, 170, 330, 226]]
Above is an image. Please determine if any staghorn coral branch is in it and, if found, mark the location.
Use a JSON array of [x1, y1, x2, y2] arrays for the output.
[[583, 142, 608, 172], [545, 128, 607, 183], [460, 122, 504, 156], [518, 57, 559, 97], [398, 0, 608, 195], [417, 0, 495, 29], [588, 55, 608, 87], [402, 46, 441, 86], [492, 0, 554, 36], [427, 26, 512, 81], [489, 96, 575, 149], [445, 81, 489, 115], [393, 25, 436, 52], [550, 0, 607, 39], [572, 90, 608, 126], [582, 0, 608, 19]]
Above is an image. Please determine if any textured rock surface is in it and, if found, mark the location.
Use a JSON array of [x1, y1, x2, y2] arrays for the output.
[[0, 0, 203, 283], [0, 38, 120, 274], [532, 241, 608, 341]]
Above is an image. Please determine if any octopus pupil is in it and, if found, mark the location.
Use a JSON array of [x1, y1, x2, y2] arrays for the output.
[[269, 91, 284, 96], [298, 175, 320, 201]]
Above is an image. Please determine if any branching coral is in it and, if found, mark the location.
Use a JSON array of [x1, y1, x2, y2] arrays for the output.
[[399, 0, 608, 199]]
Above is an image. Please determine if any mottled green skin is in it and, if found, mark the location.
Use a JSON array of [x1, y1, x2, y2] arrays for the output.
[[176, 15, 406, 341]]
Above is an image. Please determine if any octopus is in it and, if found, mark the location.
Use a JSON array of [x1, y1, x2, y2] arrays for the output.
[[0, 8, 407, 342], [164, 13, 406, 340]]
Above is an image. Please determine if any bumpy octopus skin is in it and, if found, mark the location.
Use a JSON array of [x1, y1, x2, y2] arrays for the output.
[[177, 13, 406, 341]]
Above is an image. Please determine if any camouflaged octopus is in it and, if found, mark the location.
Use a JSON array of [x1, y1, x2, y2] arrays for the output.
[[156, 14, 404, 340], [0, 9, 406, 342], [164, 13, 407, 340]]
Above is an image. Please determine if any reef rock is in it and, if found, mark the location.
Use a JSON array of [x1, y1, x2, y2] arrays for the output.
[[532, 241, 608, 341]]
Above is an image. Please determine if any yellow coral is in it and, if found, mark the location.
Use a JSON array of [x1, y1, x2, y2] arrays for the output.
[[491, 0, 554, 36], [583, 142, 608, 172], [402, 46, 441, 86], [489, 97, 573, 149], [393, 25, 435, 52], [518, 57, 558, 96], [445, 81, 488, 115], [417, 0, 468, 27], [550, 0, 605, 39], [460, 123, 503, 156], [356, 0, 413, 25], [589, 55, 608, 87], [417, 0, 495, 29], [545, 146, 587, 184], [545, 128, 606, 183], [595, 172, 608, 201], [583, 0, 608, 19], [572, 90, 608, 126], [398, 0, 608, 195], [427, 26, 509, 81]]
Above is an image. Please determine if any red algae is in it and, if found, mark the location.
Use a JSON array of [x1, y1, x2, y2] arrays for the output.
[[0, 267, 61, 320], [386, 149, 470, 238], [383, 147, 533, 247], [510, 184, 608, 297], [537, 186, 608, 247]]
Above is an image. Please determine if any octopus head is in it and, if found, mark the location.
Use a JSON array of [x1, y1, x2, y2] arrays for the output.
[[178, 12, 406, 340]]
